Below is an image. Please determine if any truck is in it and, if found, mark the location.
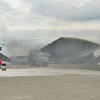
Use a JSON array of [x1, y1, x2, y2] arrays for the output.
[[28, 57, 49, 67], [28, 49, 49, 67]]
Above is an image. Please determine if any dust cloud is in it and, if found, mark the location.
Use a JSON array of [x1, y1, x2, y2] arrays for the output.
[[4, 39, 31, 56]]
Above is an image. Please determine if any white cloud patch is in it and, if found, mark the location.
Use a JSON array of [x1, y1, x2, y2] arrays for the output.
[[73, 0, 91, 8], [2, 0, 33, 12]]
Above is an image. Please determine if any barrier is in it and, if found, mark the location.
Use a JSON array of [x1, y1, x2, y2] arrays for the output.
[[1, 63, 6, 71]]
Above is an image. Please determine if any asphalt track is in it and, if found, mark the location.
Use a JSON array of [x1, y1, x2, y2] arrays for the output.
[[1, 68, 100, 77]]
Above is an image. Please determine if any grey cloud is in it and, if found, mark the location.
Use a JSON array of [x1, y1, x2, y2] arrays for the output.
[[1, 0, 100, 22], [0, 23, 7, 32], [29, 0, 100, 21], [0, 1, 13, 11]]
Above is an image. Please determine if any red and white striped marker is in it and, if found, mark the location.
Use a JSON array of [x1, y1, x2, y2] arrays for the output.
[[1, 63, 6, 71]]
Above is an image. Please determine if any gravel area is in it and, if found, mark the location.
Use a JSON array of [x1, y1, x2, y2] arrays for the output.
[[0, 64, 100, 100]]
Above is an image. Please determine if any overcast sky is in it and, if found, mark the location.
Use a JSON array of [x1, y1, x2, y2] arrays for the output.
[[0, 0, 100, 56]]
